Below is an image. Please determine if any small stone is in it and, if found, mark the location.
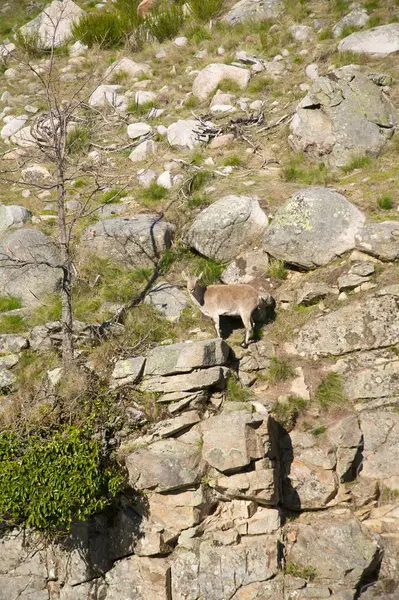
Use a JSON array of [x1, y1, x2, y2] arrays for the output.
[[129, 140, 158, 162], [174, 36, 188, 47], [305, 63, 319, 80], [209, 133, 234, 149], [127, 122, 152, 139]]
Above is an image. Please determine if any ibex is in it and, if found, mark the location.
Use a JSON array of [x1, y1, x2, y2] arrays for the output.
[[182, 272, 269, 347], [137, 0, 156, 17]]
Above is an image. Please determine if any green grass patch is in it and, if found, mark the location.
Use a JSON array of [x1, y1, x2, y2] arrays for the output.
[[284, 0, 310, 20], [267, 356, 295, 383], [14, 30, 47, 58], [318, 27, 333, 41], [72, 11, 127, 48], [67, 125, 91, 155], [217, 79, 242, 94], [185, 23, 212, 43], [282, 154, 331, 185], [101, 187, 128, 204], [226, 376, 254, 402], [188, 0, 225, 21], [315, 372, 347, 408], [145, 1, 185, 42], [187, 193, 211, 208], [311, 425, 327, 436], [0, 297, 22, 313], [141, 182, 169, 203], [247, 75, 273, 94], [342, 154, 373, 174], [272, 395, 308, 429], [182, 251, 225, 285], [127, 100, 156, 116], [0, 314, 26, 334], [222, 154, 242, 167], [29, 295, 62, 326], [339, 24, 361, 38], [377, 194, 393, 210], [267, 259, 288, 280], [367, 14, 382, 28], [284, 562, 317, 581]]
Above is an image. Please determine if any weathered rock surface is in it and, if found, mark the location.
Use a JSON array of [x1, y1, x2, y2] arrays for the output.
[[295, 287, 399, 357], [263, 187, 365, 269], [0, 532, 48, 600], [111, 356, 146, 387], [81, 215, 174, 268], [221, 249, 269, 284], [289, 66, 397, 168], [167, 119, 199, 149], [144, 339, 229, 376], [129, 139, 157, 162], [360, 412, 399, 487], [0, 228, 61, 307], [0, 204, 32, 235], [192, 64, 251, 100], [333, 7, 369, 38], [355, 221, 399, 261], [104, 555, 171, 600], [186, 195, 268, 262], [224, 0, 283, 24], [144, 281, 188, 321], [104, 58, 151, 80], [89, 85, 128, 112], [296, 281, 336, 305], [141, 365, 228, 393], [338, 23, 399, 55], [20, 0, 85, 48]]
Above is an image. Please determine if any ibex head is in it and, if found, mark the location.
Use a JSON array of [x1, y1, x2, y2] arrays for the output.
[[181, 270, 203, 295]]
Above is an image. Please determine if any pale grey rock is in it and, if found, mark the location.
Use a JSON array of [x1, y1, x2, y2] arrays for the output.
[[69, 40, 87, 56], [105, 57, 151, 80], [333, 8, 369, 38], [289, 25, 313, 41], [221, 249, 269, 284], [0, 204, 32, 235], [167, 119, 199, 149], [192, 64, 250, 100], [137, 168, 157, 187], [111, 356, 145, 387], [11, 126, 36, 147], [0, 42, 16, 60], [171, 536, 279, 600], [289, 66, 398, 168], [263, 187, 365, 269], [305, 63, 319, 80], [145, 339, 229, 376], [135, 90, 156, 105], [238, 339, 275, 372], [327, 415, 362, 480], [355, 221, 399, 261], [82, 215, 174, 268], [295, 289, 399, 357], [186, 195, 268, 262], [201, 409, 267, 473], [338, 23, 399, 55], [1, 115, 27, 138], [104, 555, 171, 600], [153, 410, 201, 438], [224, 0, 283, 24], [89, 84, 127, 111], [174, 36, 187, 47], [338, 271, 370, 291], [141, 366, 228, 393], [0, 334, 28, 353], [0, 228, 61, 307], [127, 122, 152, 139], [22, 164, 51, 183], [296, 281, 336, 305], [126, 438, 202, 492], [0, 532, 48, 600], [286, 512, 382, 589], [334, 349, 399, 403], [360, 412, 399, 486], [20, 0, 85, 48], [129, 139, 157, 162], [0, 367, 15, 390], [144, 281, 188, 321], [157, 171, 172, 189]]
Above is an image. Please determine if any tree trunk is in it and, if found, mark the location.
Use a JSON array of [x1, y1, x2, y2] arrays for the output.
[[56, 165, 74, 371]]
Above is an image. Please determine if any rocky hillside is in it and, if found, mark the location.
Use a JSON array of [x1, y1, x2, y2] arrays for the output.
[[1, 0, 399, 598]]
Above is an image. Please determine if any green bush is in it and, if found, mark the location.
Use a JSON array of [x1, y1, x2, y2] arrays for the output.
[[273, 395, 308, 429], [377, 194, 393, 210], [0, 296, 22, 313], [15, 30, 47, 58], [188, 0, 225, 21], [72, 12, 126, 48], [226, 376, 254, 402], [285, 562, 317, 581], [282, 155, 330, 185], [145, 2, 185, 42], [141, 182, 169, 203], [0, 427, 122, 531]]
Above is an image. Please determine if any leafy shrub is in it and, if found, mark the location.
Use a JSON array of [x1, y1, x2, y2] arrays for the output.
[[145, 2, 185, 42], [0, 296, 22, 313], [72, 12, 126, 48], [315, 372, 347, 408], [188, 0, 225, 21], [15, 30, 47, 58], [0, 427, 122, 531]]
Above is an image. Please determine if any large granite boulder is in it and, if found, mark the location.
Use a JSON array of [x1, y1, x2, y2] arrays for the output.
[[20, 0, 85, 48], [355, 221, 399, 261], [289, 66, 397, 168], [186, 195, 268, 262], [285, 512, 382, 593], [295, 287, 399, 357], [81, 215, 175, 268], [0, 204, 32, 236], [192, 64, 251, 100], [338, 23, 399, 55], [360, 412, 399, 489], [263, 187, 365, 269], [224, 0, 283, 24], [0, 228, 61, 308]]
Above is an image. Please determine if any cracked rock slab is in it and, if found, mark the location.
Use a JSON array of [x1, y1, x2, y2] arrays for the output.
[[360, 411, 399, 485], [338, 23, 399, 55]]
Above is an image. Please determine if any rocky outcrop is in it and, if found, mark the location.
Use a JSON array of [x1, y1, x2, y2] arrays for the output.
[[355, 221, 399, 261], [289, 66, 397, 168], [338, 23, 399, 55], [0, 228, 61, 307], [0, 204, 31, 235], [224, 0, 283, 24], [263, 187, 365, 269], [333, 7, 369, 38], [144, 281, 188, 321], [81, 215, 175, 268], [186, 195, 268, 262], [20, 0, 85, 48]]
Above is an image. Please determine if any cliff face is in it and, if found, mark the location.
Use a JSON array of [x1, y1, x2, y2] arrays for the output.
[[1, 0, 399, 598]]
